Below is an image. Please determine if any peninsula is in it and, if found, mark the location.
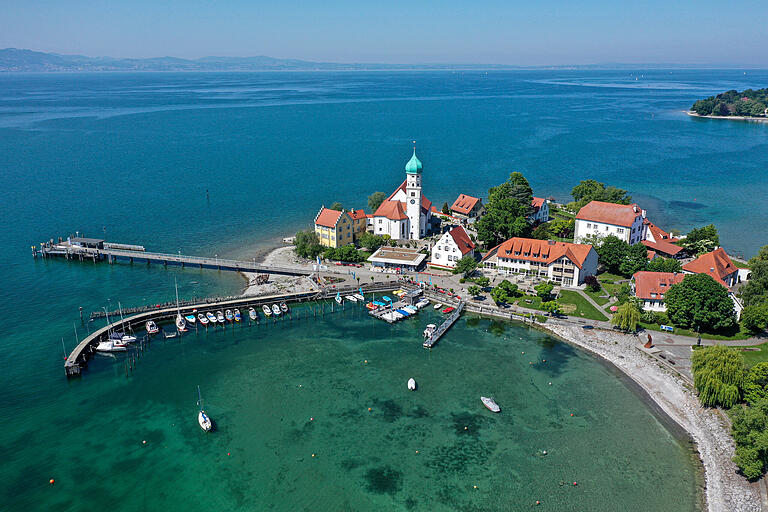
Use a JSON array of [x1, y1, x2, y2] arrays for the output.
[[689, 88, 768, 120]]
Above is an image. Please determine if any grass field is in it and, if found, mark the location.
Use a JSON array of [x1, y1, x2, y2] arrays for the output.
[[558, 290, 609, 321], [639, 322, 750, 341], [693, 344, 768, 367], [583, 287, 610, 306]]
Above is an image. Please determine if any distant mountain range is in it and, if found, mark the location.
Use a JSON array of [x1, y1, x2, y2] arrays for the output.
[[0, 48, 753, 72]]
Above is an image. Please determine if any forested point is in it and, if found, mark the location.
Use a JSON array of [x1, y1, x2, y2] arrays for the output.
[[691, 88, 768, 117]]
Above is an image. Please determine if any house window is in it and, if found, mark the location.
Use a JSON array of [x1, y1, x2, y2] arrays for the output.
[[617, 228, 624, 234], [378, 219, 382, 224], [435, 253, 441, 259], [586, 223, 591, 229]]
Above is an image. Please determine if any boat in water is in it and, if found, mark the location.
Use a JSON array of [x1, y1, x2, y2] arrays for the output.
[[206, 312, 217, 324], [353, 293, 365, 301], [145, 320, 159, 334], [225, 309, 234, 322], [216, 311, 225, 323], [408, 378, 417, 391], [248, 307, 258, 321], [423, 324, 436, 339], [433, 303, 443, 310], [96, 340, 127, 353], [198, 313, 209, 325], [335, 294, 343, 305], [197, 386, 212, 432], [262, 305, 272, 317], [234, 309, 241, 322], [185, 314, 197, 325], [271, 304, 281, 316], [442, 306, 455, 314], [481, 396, 500, 413], [345, 295, 358, 302], [416, 298, 430, 309], [280, 302, 289, 313], [174, 279, 187, 332]]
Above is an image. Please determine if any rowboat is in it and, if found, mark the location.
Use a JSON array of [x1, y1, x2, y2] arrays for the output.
[[442, 306, 455, 314], [481, 396, 500, 413], [262, 305, 272, 317], [185, 314, 197, 325], [248, 307, 258, 321], [433, 303, 443, 310], [407, 378, 417, 391], [145, 320, 159, 334], [353, 293, 365, 301], [225, 309, 234, 322], [198, 313, 209, 325], [206, 312, 217, 323], [271, 304, 281, 316], [216, 311, 225, 323], [280, 302, 289, 313], [234, 309, 241, 322]]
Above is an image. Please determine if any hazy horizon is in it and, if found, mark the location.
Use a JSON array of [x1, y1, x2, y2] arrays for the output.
[[2, 0, 767, 67]]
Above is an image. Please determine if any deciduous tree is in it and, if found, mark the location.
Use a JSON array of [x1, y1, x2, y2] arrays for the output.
[[665, 274, 736, 332], [691, 345, 744, 408], [476, 172, 533, 246], [452, 255, 478, 278], [367, 192, 386, 212], [611, 302, 641, 331]]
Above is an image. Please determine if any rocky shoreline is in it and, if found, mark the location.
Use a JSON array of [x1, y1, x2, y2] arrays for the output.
[[685, 111, 768, 123], [544, 323, 762, 512]]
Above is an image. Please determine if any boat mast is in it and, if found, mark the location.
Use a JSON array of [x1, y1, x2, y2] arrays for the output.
[[197, 385, 203, 411], [119, 301, 125, 332], [175, 278, 181, 315]]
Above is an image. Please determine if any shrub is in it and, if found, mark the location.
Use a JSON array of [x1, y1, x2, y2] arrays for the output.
[[584, 275, 600, 293]]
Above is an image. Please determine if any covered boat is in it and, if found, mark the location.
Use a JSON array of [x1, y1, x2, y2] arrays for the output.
[[206, 312, 217, 323], [407, 378, 417, 391], [262, 305, 272, 317], [216, 311, 225, 323], [145, 320, 159, 334], [481, 396, 500, 413], [198, 313, 209, 325], [248, 307, 258, 321], [271, 304, 281, 316]]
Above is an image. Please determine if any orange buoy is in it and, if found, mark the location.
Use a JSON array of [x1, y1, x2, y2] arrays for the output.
[[573, 481, 578, 486], [415, 450, 419, 454], [368, 407, 372, 412], [49, 479, 55, 485], [570, 413, 574, 417], [536, 500, 541, 505]]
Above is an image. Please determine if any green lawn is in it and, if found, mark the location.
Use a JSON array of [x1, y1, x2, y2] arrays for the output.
[[515, 295, 545, 311], [693, 344, 768, 367], [732, 260, 751, 269], [558, 290, 609, 321], [597, 271, 625, 284], [639, 322, 750, 340], [584, 287, 610, 306]]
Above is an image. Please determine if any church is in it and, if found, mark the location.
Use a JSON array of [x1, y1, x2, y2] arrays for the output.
[[370, 147, 433, 240]]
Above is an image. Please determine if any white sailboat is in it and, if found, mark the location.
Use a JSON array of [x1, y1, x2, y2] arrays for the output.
[[118, 302, 137, 343], [175, 279, 187, 332], [197, 385, 212, 432], [407, 378, 417, 391]]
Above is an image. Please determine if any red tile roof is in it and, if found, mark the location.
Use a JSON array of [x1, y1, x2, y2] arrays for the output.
[[641, 239, 683, 257], [315, 207, 344, 228], [482, 237, 594, 269], [682, 248, 737, 285], [644, 220, 679, 243], [576, 201, 643, 228], [346, 209, 367, 221], [386, 180, 433, 213], [632, 271, 685, 300], [446, 226, 475, 255], [373, 200, 408, 221], [647, 250, 657, 260], [531, 197, 545, 210], [451, 194, 481, 215]]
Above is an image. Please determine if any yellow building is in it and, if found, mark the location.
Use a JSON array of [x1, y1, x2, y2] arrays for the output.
[[346, 209, 369, 240], [314, 207, 354, 248]]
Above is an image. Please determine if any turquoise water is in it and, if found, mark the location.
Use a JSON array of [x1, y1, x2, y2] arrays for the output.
[[2, 69, 765, 510]]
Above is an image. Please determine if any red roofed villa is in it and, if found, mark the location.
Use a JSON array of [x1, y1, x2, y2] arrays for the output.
[[574, 201, 647, 245], [450, 194, 484, 219], [529, 197, 550, 224], [430, 226, 476, 269], [314, 207, 354, 248], [631, 271, 686, 312], [481, 237, 598, 287], [682, 247, 739, 287]]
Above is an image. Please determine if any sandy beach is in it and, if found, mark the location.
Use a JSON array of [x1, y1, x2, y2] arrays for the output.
[[545, 323, 762, 512]]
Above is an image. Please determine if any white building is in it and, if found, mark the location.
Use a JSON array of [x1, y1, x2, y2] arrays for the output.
[[481, 238, 598, 287], [530, 197, 549, 224], [371, 148, 433, 240], [631, 271, 686, 312], [430, 226, 475, 269], [574, 201, 647, 245]]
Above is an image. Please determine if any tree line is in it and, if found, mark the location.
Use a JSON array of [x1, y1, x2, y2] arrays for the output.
[[691, 88, 768, 118]]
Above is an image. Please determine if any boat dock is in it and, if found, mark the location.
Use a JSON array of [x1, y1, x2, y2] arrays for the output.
[[423, 300, 465, 348], [34, 238, 342, 277]]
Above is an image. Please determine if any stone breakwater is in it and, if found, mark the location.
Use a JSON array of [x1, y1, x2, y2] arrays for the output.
[[546, 324, 762, 512]]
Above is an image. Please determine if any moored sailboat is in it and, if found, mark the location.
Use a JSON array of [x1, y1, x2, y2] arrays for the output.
[[197, 385, 212, 432]]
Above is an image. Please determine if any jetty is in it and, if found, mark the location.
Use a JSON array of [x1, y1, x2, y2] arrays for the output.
[[34, 237, 343, 276], [423, 300, 465, 348]]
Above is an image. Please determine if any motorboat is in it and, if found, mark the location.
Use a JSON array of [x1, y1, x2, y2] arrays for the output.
[[404, 306, 418, 314], [407, 378, 417, 391], [345, 295, 358, 302], [365, 302, 377, 310], [216, 311, 225, 323], [248, 307, 258, 321], [382, 296, 392, 303], [335, 295, 342, 305], [481, 396, 501, 413], [271, 304, 281, 316], [145, 320, 159, 334], [96, 340, 127, 353], [262, 305, 272, 317], [442, 306, 455, 314], [198, 313, 209, 325], [353, 293, 365, 301], [433, 303, 443, 310], [121, 333, 137, 343], [234, 309, 241, 322], [197, 386, 212, 432], [206, 312, 217, 323], [185, 314, 197, 325], [423, 324, 436, 339], [280, 302, 289, 313], [225, 309, 234, 322], [416, 298, 430, 309]]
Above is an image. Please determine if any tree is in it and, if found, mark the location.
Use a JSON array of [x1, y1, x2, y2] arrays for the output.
[[570, 179, 631, 210], [476, 172, 533, 246], [472, 276, 490, 288], [325, 245, 364, 263], [531, 223, 551, 240], [294, 230, 324, 259], [619, 243, 648, 277], [742, 304, 768, 335], [453, 255, 478, 277], [646, 257, 683, 273], [542, 301, 560, 315], [730, 397, 768, 479], [367, 192, 387, 212], [549, 217, 575, 238], [740, 245, 768, 306], [534, 281, 554, 301], [329, 202, 344, 211], [665, 274, 736, 332], [611, 302, 641, 332], [691, 345, 744, 408], [584, 275, 601, 293], [595, 236, 628, 274], [468, 285, 481, 298], [744, 363, 768, 405], [679, 224, 719, 254], [441, 202, 451, 215], [490, 280, 521, 305], [358, 232, 386, 252]]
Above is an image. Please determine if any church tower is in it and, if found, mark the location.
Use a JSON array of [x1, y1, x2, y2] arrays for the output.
[[404, 143, 423, 240]]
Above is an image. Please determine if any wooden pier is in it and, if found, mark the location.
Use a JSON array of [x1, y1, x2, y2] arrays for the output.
[[423, 300, 465, 348], [35, 239, 345, 277]]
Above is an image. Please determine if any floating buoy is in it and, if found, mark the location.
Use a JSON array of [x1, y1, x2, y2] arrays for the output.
[[548, 382, 552, 386], [415, 450, 419, 454], [227, 452, 231, 456], [543, 359, 546, 363], [542, 450, 547, 455], [573, 482, 578, 486], [464, 426, 468, 430], [529, 362, 533, 365], [364, 360, 368, 364], [310, 417, 314, 421], [368, 407, 372, 412], [570, 413, 574, 417], [522, 351, 525, 354], [473, 485, 477, 489], [536, 501, 541, 506], [49, 479, 55, 485], [311, 453, 316, 458], [142, 440, 146, 445]]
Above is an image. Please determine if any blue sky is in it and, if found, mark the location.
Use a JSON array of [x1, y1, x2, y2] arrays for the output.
[[2, 0, 767, 65]]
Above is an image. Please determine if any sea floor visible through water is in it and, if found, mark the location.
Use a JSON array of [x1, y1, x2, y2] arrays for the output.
[[1, 304, 702, 511]]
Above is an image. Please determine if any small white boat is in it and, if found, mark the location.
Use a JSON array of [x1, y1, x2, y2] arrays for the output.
[[481, 396, 500, 413], [225, 309, 234, 322], [271, 304, 281, 316], [96, 340, 127, 353], [216, 311, 225, 323], [145, 320, 159, 334], [198, 313, 209, 325], [248, 307, 258, 321], [416, 298, 430, 309], [335, 295, 343, 305], [263, 305, 272, 317], [185, 314, 197, 325], [121, 333, 137, 343], [206, 312, 217, 323], [234, 309, 241, 322], [176, 314, 187, 332], [353, 293, 365, 301], [280, 302, 289, 313], [345, 295, 358, 302], [407, 378, 417, 391], [423, 324, 436, 339], [197, 386, 212, 432], [433, 303, 443, 310], [404, 306, 418, 314]]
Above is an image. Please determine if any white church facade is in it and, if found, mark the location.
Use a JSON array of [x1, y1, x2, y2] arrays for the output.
[[371, 148, 433, 240]]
